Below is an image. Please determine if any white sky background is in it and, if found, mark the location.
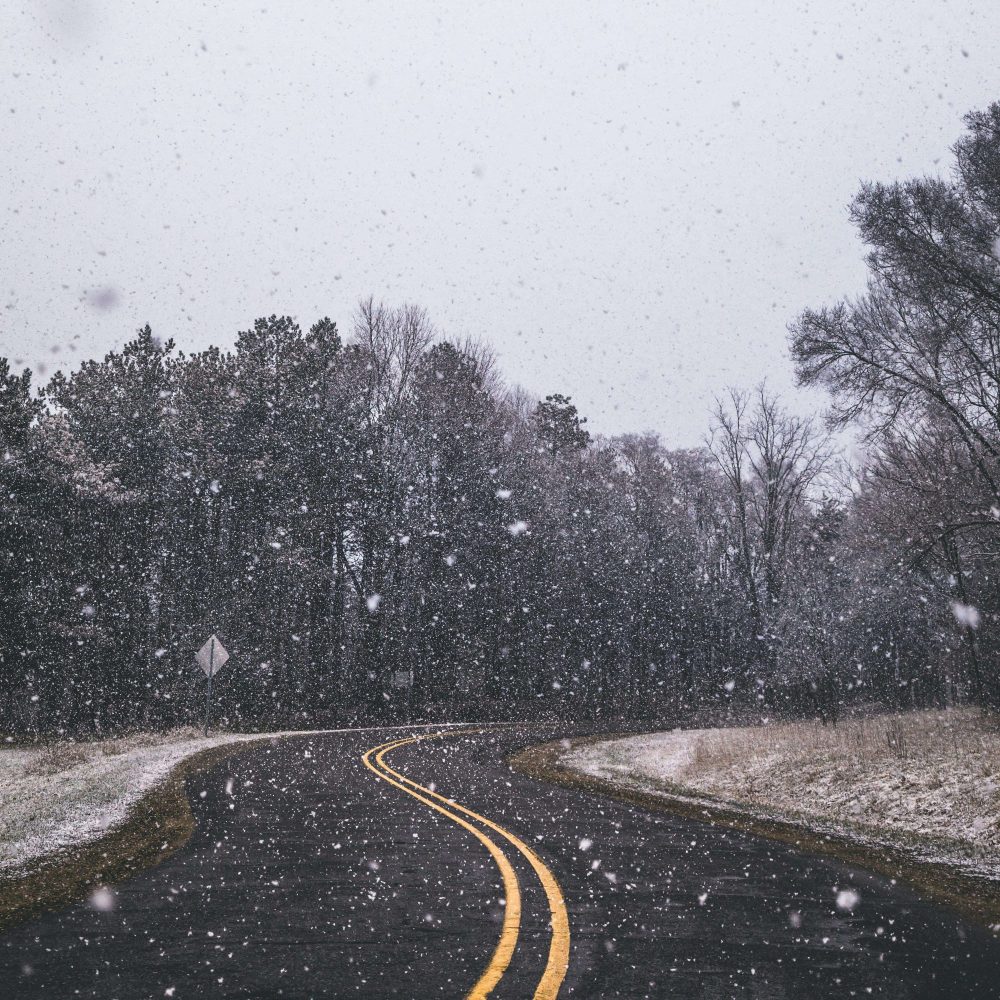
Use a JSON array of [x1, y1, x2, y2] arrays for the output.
[[3, 1, 999, 446]]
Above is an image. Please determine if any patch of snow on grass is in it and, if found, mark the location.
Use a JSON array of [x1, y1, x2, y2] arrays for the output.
[[565, 729, 699, 789], [1, 721, 470, 874], [563, 708, 1000, 872], [0, 728, 265, 873]]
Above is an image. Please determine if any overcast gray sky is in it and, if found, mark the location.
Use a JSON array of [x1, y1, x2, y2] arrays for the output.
[[3, 1, 999, 445]]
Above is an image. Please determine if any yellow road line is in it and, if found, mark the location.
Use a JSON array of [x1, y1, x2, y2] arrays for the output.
[[366, 731, 571, 999], [361, 736, 520, 999]]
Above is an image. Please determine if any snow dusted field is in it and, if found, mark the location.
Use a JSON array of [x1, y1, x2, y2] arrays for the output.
[[564, 708, 1000, 873], [0, 728, 267, 874]]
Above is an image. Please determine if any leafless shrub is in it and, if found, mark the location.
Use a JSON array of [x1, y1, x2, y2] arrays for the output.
[[884, 715, 907, 760]]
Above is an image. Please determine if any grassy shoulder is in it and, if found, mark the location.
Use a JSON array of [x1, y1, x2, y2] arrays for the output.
[[511, 710, 1000, 933], [0, 738, 267, 933]]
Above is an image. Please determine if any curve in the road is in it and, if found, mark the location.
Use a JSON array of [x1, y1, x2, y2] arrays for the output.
[[361, 734, 520, 998], [376, 734, 571, 997], [363, 731, 570, 999], [7, 726, 1000, 998]]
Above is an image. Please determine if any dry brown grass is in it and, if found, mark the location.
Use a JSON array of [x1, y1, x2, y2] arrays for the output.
[[17, 728, 208, 778], [665, 708, 1000, 859], [686, 707, 999, 775]]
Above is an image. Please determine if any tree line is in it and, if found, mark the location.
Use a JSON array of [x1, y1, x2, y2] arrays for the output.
[[2, 104, 998, 736]]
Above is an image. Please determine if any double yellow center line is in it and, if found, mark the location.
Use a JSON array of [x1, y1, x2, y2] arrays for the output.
[[361, 731, 570, 999]]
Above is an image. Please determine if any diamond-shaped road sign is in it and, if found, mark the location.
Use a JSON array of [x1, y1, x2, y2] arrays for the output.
[[196, 634, 229, 678]]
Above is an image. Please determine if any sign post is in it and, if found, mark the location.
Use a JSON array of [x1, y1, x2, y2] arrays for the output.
[[195, 634, 230, 736], [392, 668, 414, 722]]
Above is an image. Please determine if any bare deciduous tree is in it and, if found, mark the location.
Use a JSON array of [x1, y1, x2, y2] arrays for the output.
[[708, 386, 831, 665]]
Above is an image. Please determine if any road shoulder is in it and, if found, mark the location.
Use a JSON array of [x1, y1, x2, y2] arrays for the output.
[[511, 734, 1000, 933], [0, 740, 261, 932]]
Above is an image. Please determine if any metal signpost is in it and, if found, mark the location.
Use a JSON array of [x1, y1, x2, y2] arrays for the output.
[[196, 634, 230, 736], [392, 669, 414, 722]]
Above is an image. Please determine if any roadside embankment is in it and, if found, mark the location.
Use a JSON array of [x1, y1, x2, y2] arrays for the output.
[[1, 729, 268, 875], [513, 707, 1000, 930], [0, 722, 470, 931], [0, 728, 269, 930]]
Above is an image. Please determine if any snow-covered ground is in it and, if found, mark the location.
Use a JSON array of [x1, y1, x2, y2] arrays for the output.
[[563, 708, 1000, 874], [0, 728, 268, 874]]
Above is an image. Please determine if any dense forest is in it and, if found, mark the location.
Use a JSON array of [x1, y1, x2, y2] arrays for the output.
[[2, 106, 998, 736]]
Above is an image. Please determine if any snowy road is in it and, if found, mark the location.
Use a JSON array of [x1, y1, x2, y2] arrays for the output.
[[4, 726, 1000, 998]]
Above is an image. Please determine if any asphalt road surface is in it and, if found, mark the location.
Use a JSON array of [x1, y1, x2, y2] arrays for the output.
[[4, 725, 1000, 998]]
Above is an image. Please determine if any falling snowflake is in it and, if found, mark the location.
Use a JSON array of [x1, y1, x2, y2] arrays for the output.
[[950, 601, 980, 629], [88, 886, 116, 911], [835, 888, 860, 912]]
